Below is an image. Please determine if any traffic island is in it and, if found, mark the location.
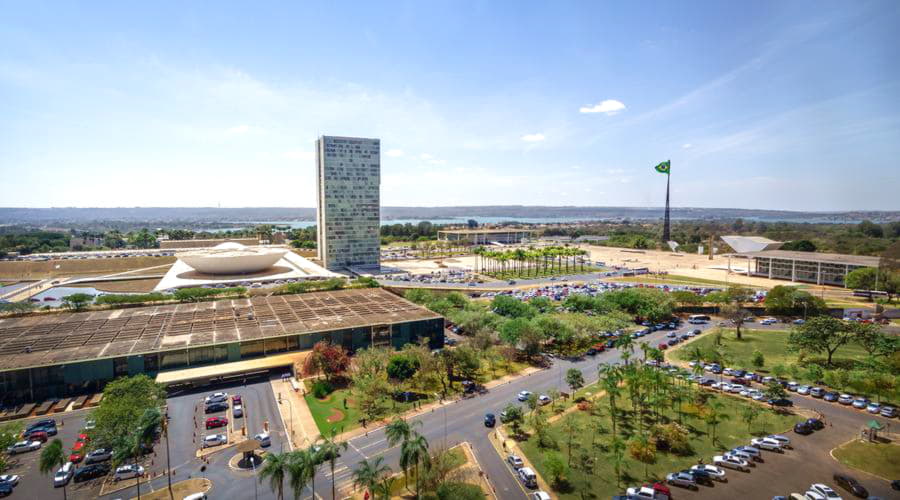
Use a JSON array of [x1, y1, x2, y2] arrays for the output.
[[129, 477, 212, 500]]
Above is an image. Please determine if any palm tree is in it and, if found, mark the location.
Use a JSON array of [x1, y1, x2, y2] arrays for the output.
[[385, 418, 416, 448], [286, 449, 314, 500], [401, 433, 429, 497], [315, 429, 350, 500], [352, 457, 391, 499], [39, 439, 68, 500], [705, 400, 730, 446], [259, 451, 290, 500], [600, 365, 621, 439]]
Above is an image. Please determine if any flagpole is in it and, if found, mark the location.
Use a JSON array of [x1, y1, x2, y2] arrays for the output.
[[663, 162, 671, 242]]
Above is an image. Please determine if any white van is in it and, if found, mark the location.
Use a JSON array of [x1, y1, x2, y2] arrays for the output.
[[53, 462, 74, 487], [688, 314, 710, 324], [517, 467, 537, 488]]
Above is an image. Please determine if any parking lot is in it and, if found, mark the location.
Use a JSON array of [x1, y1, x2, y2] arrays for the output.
[[2, 375, 290, 500]]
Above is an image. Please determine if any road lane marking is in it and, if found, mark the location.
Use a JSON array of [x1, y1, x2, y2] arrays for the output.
[[347, 440, 367, 459]]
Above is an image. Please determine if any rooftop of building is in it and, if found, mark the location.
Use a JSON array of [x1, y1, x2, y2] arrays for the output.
[[729, 249, 881, 267], [0, 288, 440, 372]]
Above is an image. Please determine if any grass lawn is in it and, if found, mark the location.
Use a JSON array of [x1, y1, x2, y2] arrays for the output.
[[670, 328, 899, 401], [518, 391, 800, 499], [832, 439, 900, 480]]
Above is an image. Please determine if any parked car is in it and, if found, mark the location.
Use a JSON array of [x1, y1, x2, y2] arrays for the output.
[[690, 464, 727, 482], [25, 419, 55, 432], [205, 402, 228, 414], [624, 486, 662, 500], [0, 483, 10, 497], [666, 471, 698, 490], [7, 440, 41, 454], [484, 413, 496, 427], [202, 434, 227, 448], [517, 391, 533, 402], [233, 404, 244, 418], [838, 394, 854, 405], [806, 418, 825, 430], [85, 448, 112, 464], [206, 417, 228, 429], [713, 455, 750, 472], [768, 398, 793, 407], [204, 392, 228, 404], [73, 463, 110, 483], [810, 387, 825, 398], [726, 449, 756, 464], [53, 462, 74, 487], [808, 483, 842, 499], [767, 434, 792, 448], [26, 430, 49, 442], [794, 422, 814, 435], [538, 395, 551, 406], [824, 392, 839, 402], [880, 406, 897, 418], [797, 386, 811, 395], [733, 445, 762, 461], [114, 464, 144, 481], [0, 475, 18, 487], [851, 397, 869, 409], [832, 473, 868, 498], [507, 454, 524, 469], [517, 467, 537, 488]]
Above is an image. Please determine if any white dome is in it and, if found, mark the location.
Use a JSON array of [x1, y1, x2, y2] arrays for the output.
[[178, 246, 287, 275], [214, 242, 247, 250]]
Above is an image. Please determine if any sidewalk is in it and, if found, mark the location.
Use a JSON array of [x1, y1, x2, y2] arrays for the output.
[[270, 376, 320, 449]]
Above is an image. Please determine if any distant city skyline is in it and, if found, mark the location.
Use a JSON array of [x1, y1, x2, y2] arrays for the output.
[[1, 1, 899, 211]]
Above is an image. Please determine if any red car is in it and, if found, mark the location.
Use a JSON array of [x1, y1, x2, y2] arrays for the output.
[[651, 482, 672, 497], [70, 441, 86, 463], [658, 343, 668, 350], [29, 431, 49, 443], [206, 417, 228, 430], [232, 395, 242, 404]]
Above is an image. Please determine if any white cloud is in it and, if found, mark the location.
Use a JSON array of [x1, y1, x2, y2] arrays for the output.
[[227, 124, 252, 134], [520, 133, 545, 142], [282, 150, 315, 161], [571, 165, 582, 170], [682, 143, 693, 149], [386, 149, 404, 157], [579, 99, 626, 115], [419, 153, 434, 160]]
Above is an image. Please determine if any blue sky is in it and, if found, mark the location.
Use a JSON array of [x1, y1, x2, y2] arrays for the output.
[[1, 1, 899, 211]]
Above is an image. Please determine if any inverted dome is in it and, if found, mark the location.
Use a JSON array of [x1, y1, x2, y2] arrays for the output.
[[178, 246, 287, 275], [214, 241, 247, 250]]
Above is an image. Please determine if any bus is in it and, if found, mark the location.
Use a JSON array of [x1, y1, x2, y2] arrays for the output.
[[688, 314, 711, 324]]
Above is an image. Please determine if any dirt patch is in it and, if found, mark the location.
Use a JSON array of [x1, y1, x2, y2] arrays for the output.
[[326, 409, 345, 423], [132, 477, 212, 500]]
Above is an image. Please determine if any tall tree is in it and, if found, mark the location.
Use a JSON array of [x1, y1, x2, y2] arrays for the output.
[[352, 457, 391, 500], [788, 316, 855, 366], [39, 439, 68, 500], [259, 452, 290, 500], [286, 449, 314, 500]]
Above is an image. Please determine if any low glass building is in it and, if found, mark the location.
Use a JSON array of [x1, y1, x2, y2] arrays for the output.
[[0, 289, 443, 405]]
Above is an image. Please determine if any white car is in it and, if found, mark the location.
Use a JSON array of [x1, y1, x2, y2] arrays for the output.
[[666, 471, 698, 489], [233, 404, 243, 418], [797, 385, 811, 395], [253, 432, 271, 447], [713, 454, 750, 472], [507, 454, 524, 469], [0, 474, 19, 486], [751, 437, 784, 452], [725, 449, 757, 464], [7, 440, 41, 454], [517, 391, 533, 402], [808, 483, 842, 499], [625, 486, 658, 499], [804, 492, 827, 500], [690, 464, 726, 481], [204, 392, 228, 404], [538, 395, 551, 406], [53, 462, 74, 487], [733, 445, 762, 461], [517, 467, 537, 488], [531, 491, 551, 500], [729, 384, 743, 394], [114, 464, 145, 481], [767, 434, 792, 448], [202, 434, 228, 448]]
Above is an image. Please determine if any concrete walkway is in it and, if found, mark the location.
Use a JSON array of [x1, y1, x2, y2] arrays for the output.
[[270, 376, 320, 449]]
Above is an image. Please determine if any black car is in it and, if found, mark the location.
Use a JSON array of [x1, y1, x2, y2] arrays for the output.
[[444, 338, 457, 346], [794, 422, 813, 435], [687, 469, 714, 486], [585, 348, 597, 356], [833, 473, 868, 498], [73, 463, 110, 483], [892, 479, 900, 491], [484, 413, 496, 427], [24, 425, 57, 438], [824, 392, 840, 402], [204, 402, 228, 413], [26, 419, 55, 432], [806, 418, 825, 430], [768, 398, 793, 407], [0, 482, 11, 497]]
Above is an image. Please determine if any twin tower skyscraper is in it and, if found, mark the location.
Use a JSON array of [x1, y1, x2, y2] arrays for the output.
[[315, 136, 381, 271]]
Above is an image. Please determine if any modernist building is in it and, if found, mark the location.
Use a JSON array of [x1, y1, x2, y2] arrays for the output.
[[437, 229, 536, 245], [0, 288, 442, 404], [316, 136, 381, 270], [728, 250, 880, 287]]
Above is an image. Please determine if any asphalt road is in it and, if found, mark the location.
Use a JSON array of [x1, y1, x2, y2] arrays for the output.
[[376, 268, 623, 290]]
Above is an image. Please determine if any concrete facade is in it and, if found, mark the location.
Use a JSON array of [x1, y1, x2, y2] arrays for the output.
[[729, 250, 880, 287], [316, 136, 381, 270], [437, 229, 536, 245]]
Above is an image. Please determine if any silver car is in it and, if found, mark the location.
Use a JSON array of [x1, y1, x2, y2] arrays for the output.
[[202, 434, 227, 448], [666, 471, 698, 490]]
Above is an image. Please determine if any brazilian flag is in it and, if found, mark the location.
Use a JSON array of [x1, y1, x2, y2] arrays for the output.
[[654, 160, 671, 175]]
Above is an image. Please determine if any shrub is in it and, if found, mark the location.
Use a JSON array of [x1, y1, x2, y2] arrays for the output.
[[387, 355, 420, 380], [434, 481, 485, 500], [311, 380, 334, 399]]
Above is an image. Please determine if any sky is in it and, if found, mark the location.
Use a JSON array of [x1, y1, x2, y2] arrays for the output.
[[1, 1, 899, 211]]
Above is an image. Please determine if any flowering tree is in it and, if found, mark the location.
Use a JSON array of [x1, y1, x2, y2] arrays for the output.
[[302, 341, 351, 381]]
